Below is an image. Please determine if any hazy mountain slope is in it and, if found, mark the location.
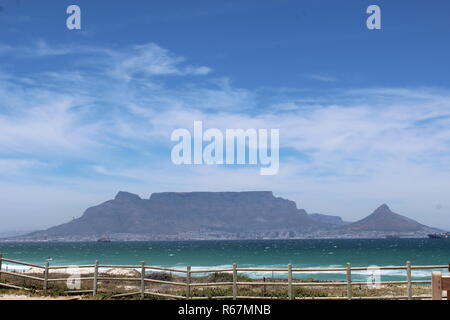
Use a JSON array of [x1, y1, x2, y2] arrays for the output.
[[343, 204, 438, 232], [27, 191, 330, 239], [20, 196, 443, 241], [308, 213, 349, 227]]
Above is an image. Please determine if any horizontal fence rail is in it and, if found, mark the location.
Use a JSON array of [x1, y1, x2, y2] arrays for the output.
[[0, 254, 448, 300]]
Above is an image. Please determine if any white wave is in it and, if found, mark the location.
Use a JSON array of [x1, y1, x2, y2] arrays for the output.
[[1, 262, 440, 280], [162, 264, 439, 280], [1, 263, 33, 273]]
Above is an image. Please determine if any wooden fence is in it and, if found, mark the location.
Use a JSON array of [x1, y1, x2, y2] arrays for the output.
[[431, 271, 450, 300], [0, 254, 448, 300]]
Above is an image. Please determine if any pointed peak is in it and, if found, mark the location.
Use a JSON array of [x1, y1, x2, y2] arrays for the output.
[[373, 203, 392, 214], [114, 191, 141, 201]]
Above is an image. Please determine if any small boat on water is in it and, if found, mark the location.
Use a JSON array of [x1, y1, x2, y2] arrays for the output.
[[385, 235, 400, 239], [428, 232, 450, 239], [97, 236, 111, 242]]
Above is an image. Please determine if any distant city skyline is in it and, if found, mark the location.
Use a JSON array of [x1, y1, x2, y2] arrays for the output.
[[1, 1, 450, 231]]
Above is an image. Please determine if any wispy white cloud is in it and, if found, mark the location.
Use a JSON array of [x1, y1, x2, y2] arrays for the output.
[[0, 93, 103, 156], [0, 159, 47, 175], [110, 43, 212, 79], [306, 73, 337, 82], [1, 41, 450, 230]]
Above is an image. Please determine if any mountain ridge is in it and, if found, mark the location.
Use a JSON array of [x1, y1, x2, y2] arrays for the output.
[[12, 191, 443, 241], [343, 204, 435, 232]]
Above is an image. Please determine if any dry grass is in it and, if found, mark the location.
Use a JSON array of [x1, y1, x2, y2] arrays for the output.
[[0, 271, 432, 300]]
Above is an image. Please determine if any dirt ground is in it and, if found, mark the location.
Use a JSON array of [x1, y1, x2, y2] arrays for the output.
[[0, 294, 82, 300]]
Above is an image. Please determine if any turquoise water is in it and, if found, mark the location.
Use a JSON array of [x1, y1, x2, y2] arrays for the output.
[[1, 239, 449, 281]]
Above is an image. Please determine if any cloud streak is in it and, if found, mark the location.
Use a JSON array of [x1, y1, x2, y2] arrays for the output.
[[1, 41, 450, 230]]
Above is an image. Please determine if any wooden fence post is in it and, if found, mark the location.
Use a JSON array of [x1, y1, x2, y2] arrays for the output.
[[432, 271, 442, 300], [346, 262, 352, 300], [93, 260, 99, 296], [406, 261, 412, 300], [263, 277, 266, 295], [141, 261, 146, 300], [288, 264, 293, 300], [232, 263, 238, 300], [186, 266, 191, 299], [0, 254, 3, 282], [43, 261, 49, 291]]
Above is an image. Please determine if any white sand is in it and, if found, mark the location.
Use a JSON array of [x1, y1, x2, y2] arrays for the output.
[[25, 267, 141, 277]]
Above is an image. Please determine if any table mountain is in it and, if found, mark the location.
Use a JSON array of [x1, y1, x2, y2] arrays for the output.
[[24, 191, 337, 240], [309, 213, 350, 227], [17, 194, 442, 241]]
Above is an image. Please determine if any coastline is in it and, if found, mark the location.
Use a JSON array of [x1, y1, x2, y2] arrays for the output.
[[1, 262, 441, 281], [1, 238, 448, 282], [0, 233, 434, 242], [0, 261, 441, 300]]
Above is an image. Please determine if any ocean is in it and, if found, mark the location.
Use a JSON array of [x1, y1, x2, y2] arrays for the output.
[[0, 239, 448, 282]]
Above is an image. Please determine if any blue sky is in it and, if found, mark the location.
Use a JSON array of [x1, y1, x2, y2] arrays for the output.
[[1, 0, 450, 231]]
